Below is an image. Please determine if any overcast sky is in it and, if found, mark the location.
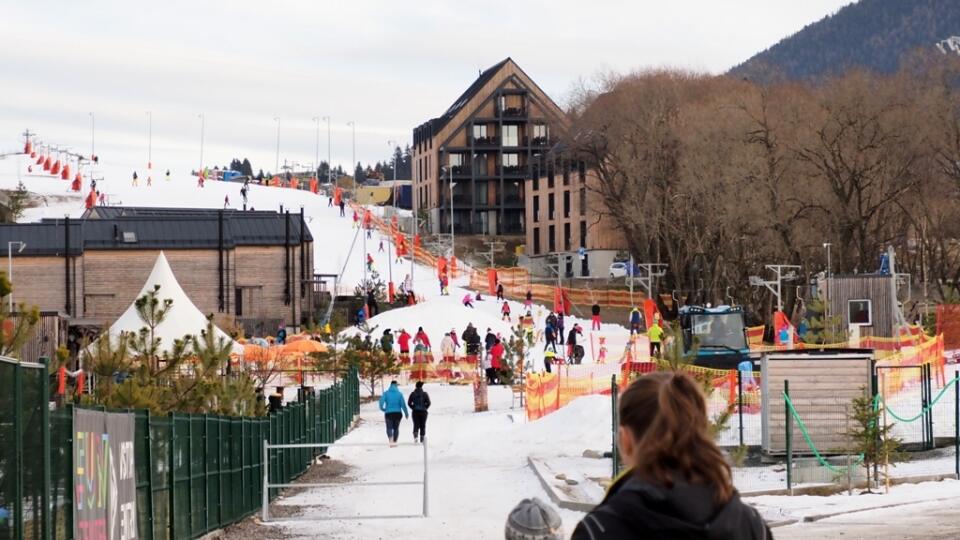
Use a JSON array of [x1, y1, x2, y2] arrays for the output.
[[0, 0, 853, 182]]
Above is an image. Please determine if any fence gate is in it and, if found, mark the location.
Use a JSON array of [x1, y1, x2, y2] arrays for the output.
[[877, 364, 934, 450], [262, 441, 428, 521]]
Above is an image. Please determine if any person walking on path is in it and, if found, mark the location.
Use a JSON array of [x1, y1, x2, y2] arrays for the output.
[[591, 303, 602, 330], [629, 306, 644, 336], [647, 321, 664, 358], [484, 328, 497, 356], [407, 381, 431, 443], [571, 371, 772, 539], [378, 381, 408, 447]]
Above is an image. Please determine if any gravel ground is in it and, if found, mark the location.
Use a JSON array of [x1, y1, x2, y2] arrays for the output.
[[221, 458, 354, 540]]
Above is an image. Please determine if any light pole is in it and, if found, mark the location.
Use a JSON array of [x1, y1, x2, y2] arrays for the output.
[[386, 140, 397, 290], [823, 242, 832, 278], [347, 121, 356, 181], [823, 242, 833, 335], [146, 110, 152, 169], [198, 113, 205, 177], [7, 241, 26, 312], [322, 116, 331, 183], [88, 112, 95, 158], [274, 117, 281, 175], [312, 117, 320, 175]]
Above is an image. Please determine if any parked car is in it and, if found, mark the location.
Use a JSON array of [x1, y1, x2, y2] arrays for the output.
[[609, 261, 628, 278]]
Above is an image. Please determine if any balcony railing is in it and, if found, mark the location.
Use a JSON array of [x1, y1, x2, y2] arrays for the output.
[[497, 107, 526, 118], [470, 136, 499, 147]]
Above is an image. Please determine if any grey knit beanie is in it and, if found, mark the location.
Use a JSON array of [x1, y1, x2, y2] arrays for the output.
[[504, 497, 563, 540]]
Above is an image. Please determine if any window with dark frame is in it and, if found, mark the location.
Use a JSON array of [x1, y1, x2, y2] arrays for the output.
[[563, 191, 570, 218], [848, 299, 872, 325], [548, 225, 556, 252], [533, 227, 541, 255], [533, 195, 540, 223]]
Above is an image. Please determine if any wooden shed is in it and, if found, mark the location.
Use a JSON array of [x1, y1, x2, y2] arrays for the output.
[[761, 350, 874, 456], [824, 274, 903, 338]]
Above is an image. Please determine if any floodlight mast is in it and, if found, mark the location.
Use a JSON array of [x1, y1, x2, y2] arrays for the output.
[[749, 264, 801, 312]]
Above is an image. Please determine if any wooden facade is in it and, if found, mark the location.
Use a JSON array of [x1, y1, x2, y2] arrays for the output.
[[761, 352, 874, 455], [825, 275, 901, 338], [412, 58, 568, 236]]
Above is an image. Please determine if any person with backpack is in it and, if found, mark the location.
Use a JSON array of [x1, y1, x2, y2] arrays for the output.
[[380, 329, 394, 355], [378, 381, 408, 447], [629, 306, 644, 335], [571, 372, 772, 539], [544, 322, 557, 353], [414, 327, 432, 355], [567, 324, 583, 364], [489, 338, 505, 384], [484, 328, 497, 355], [591, 303, 602, 330], [407, 381, 431, 443]]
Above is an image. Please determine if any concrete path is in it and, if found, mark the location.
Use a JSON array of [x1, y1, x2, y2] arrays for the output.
[[775, 498, 960, 539]]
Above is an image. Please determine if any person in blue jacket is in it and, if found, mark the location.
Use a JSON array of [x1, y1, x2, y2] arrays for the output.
[[379, 380, 409, 446]]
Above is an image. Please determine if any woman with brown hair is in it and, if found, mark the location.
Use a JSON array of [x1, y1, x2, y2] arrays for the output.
[[572, 371, 771, 539]]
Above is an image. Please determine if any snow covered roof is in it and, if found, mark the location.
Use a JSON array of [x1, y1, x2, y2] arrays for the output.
[[106, 251, 243, 355]]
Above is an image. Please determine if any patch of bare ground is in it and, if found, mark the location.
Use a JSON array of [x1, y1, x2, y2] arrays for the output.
[[220, 458, 354, 539]]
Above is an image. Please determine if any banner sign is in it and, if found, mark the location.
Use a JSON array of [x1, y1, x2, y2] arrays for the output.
[[73, 409, 138, 540]]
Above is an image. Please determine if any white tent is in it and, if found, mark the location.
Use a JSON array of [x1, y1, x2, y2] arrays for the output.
[[106, 251, 243, 356]]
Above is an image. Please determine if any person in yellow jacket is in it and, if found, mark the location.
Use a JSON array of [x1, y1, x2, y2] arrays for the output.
[[647, 321, 664, 358]]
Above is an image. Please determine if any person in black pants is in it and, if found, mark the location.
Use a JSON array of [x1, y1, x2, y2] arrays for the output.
[[407, 381, 432, 443]]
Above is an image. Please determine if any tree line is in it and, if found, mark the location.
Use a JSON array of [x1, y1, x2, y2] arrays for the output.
[[563, 51, 960, 319]]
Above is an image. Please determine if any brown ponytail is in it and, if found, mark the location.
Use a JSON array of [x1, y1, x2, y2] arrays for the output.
[[618, 371, 734, 503]]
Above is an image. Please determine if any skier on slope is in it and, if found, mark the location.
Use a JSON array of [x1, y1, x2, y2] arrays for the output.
[[501, 301, 511, 321], [378, 381, 408, 447], [629, 306, 644, 335], [440, 332, 455, 362], [591, 302, 602, 330], [567, 324, 584, 364], [397, 328, 412, 361]]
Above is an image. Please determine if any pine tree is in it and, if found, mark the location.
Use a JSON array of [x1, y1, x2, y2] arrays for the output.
[[7, 181, 30, 222], [128, 285, 174, 372], [805, 297, 845, 344], [0, 270, 39, 358], [846, 388, 905, 492]]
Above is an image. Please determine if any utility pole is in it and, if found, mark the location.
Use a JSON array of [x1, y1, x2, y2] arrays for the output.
[[89, 112, 95, 158], [347, 121, 356, 182], [274, 117, 281, 174], [198, 113, 205, 177], [749, 265, 801, 312], [313, 116, 320, 175], [322, 116, 331, 183]]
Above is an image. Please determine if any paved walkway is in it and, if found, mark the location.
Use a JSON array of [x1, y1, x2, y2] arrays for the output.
[[775, 498, 960, 539]]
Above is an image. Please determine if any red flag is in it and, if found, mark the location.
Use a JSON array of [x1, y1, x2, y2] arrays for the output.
[[437, 256, 448, 279]]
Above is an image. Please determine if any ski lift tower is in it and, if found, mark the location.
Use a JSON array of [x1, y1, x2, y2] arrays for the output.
[[629, 261, 668, 304], [749, 265, 801, 312], [477, 239, 505, 267]]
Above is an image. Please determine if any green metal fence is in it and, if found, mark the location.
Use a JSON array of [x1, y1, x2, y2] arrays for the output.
[[6, 362, 359, 540], [1, 357, 52, 540]]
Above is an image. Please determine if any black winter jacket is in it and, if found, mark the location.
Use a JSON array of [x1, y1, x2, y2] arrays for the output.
[[407, 389, 431, 411], [572, 472, 771, 540]]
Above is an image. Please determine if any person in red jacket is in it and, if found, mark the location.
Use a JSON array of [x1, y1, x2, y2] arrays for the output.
[[397, 329, 412, 362], [488, 338, 505, 385], [414, 327, 432, 352]]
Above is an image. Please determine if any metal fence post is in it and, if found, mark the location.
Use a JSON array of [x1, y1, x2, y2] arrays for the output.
[[168, 412, 176, 540], [422, 438, 429, 517], [611, 375, 619, 478], [13, 361, 23, 540], [784, 379, 792, 495], [927, 364, 935, 450], [41, 358, 51, 540], [737, 369, 744, 448], [262, 439, 270, 522]]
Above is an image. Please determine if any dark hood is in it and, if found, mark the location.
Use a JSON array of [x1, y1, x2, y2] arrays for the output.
[[576, 474, 769, 540]]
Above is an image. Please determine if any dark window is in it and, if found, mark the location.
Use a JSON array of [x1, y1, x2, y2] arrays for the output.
[[532, 176, 539, 191], [475, 182, 487, 205], [548, 225, 556, 252], [533, 195, 540, 223], [548, 168, 554, 189], [533, 227, 541, 255], [580, 220, 587, 248], [579, 187, 586, 216], [563, 167, 570, 186], [581, 253, 589, 276], [234, 288, 243, 317], [564, 223, 571, 251], [849, 300, 872, 325], [563, 191, 570, 218], [548, 194, 555, 220], [579, 161, 586, 183]]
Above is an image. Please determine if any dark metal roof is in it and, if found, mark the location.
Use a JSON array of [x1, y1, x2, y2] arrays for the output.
[[415, 58, 511, 135], [0, 210, 312, 256]]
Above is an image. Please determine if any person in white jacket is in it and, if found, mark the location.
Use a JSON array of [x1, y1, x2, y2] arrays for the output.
[[440, 332, 455, 362]]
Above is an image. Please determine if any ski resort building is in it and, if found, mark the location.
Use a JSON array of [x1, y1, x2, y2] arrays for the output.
[[0, 207, 315, 341], [412, 58, 568, 237]]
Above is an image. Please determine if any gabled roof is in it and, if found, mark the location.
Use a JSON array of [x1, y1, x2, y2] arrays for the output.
[[430, 58, 512, 133]]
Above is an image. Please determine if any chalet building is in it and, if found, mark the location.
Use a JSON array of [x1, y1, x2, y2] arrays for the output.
[[525, 156, 627, 278], [412, 58, 568, 236], [0, 207, 314, 340]]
